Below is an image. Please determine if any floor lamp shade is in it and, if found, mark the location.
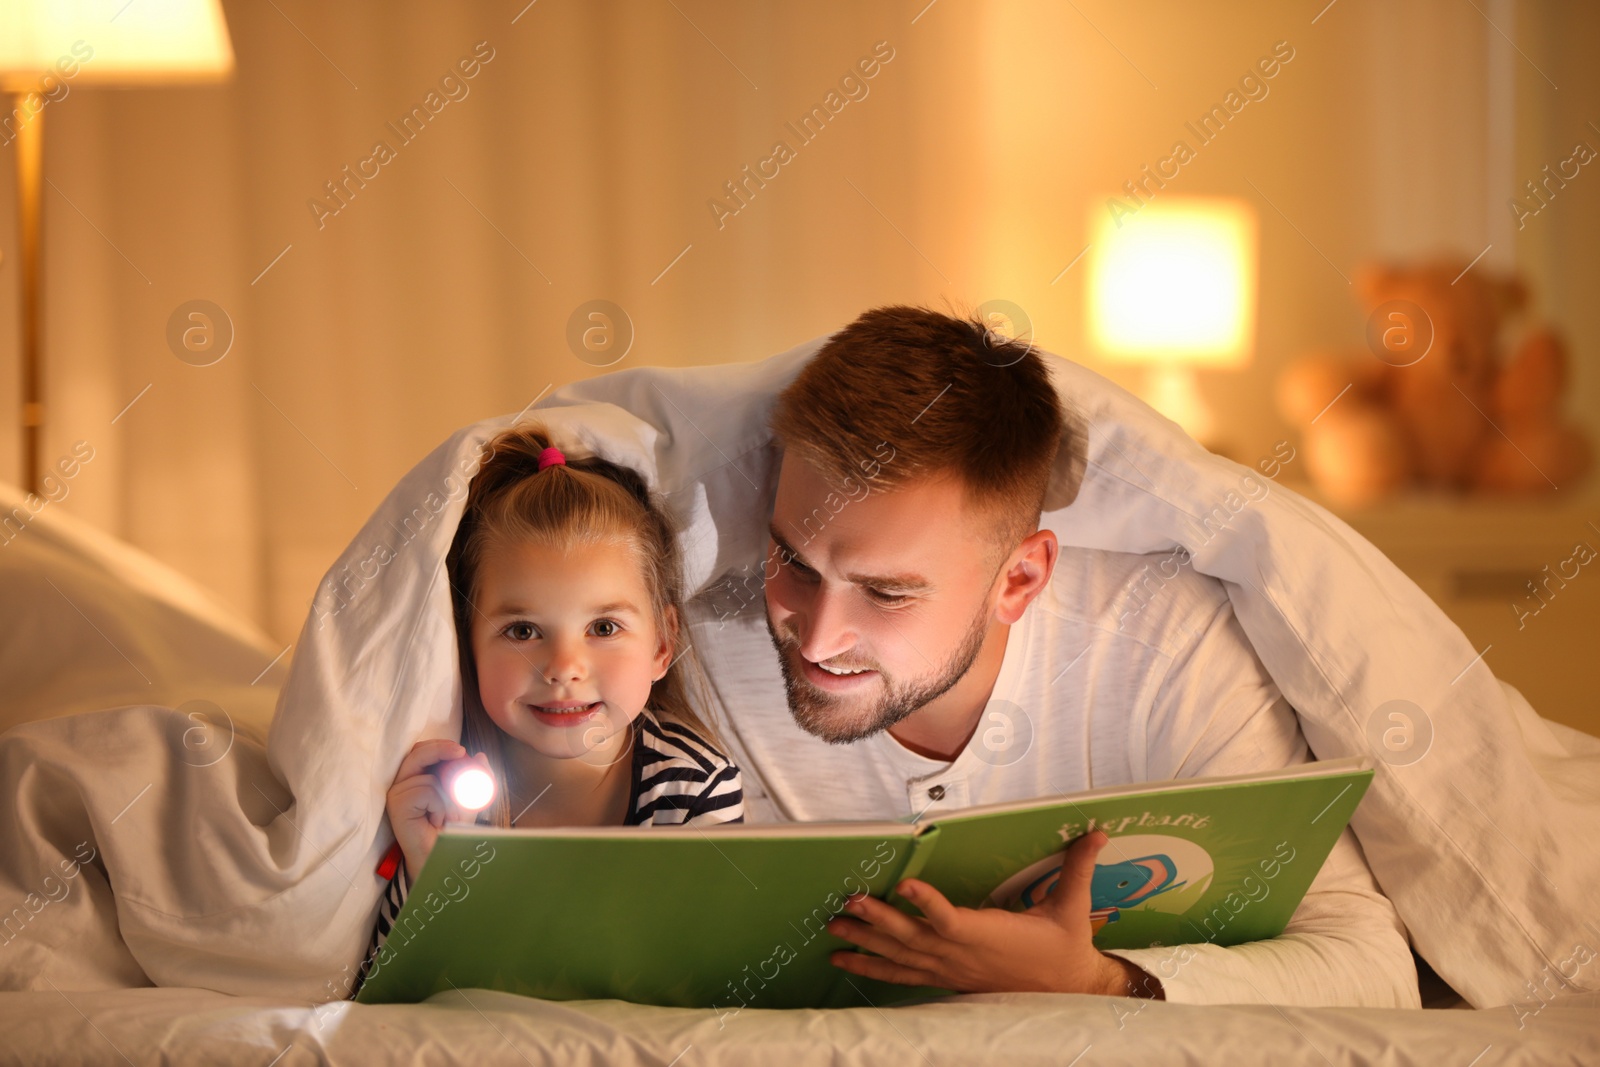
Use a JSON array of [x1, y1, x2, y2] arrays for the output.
[[0, 0, 234, 88], [2, 0, 233, 496]]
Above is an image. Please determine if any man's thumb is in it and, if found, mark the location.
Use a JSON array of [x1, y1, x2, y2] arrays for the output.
[[1046, 829, 1108, 919]]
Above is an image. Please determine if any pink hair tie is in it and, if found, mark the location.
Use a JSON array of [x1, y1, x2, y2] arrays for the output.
[[537, 446, 566, 471]]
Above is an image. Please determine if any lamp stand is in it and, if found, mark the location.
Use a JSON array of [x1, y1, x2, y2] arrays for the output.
[[1144, 364, 1236, 459], [12, 89, 44, 497]]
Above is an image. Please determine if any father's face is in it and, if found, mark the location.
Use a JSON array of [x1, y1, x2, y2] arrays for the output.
[[763, 455, 1000, 744]]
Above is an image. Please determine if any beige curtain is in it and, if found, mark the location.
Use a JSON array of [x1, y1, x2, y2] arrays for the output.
[[1, 0, 1592, 643]]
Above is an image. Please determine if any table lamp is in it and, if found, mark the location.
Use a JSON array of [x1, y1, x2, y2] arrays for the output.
[[2, 0, 234, 495], [1086, 195, 1257, 453]]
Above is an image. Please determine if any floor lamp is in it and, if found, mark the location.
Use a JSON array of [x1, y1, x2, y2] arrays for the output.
[[2, 0, 234, 495]]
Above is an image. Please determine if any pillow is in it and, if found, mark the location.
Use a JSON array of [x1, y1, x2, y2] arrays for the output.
[[0, 483, 282, 739]]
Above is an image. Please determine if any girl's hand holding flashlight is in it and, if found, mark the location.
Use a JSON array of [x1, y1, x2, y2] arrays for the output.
[[384, 739, 495, 888]]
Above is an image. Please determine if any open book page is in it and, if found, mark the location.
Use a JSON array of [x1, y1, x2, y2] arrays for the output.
[[356, 757, 1373, 1006], [907, 757, 1375, 950]]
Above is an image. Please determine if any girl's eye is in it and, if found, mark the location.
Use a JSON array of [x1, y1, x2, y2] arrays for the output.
[[590, 619, 620, 638], [505, 622, 537, 641]]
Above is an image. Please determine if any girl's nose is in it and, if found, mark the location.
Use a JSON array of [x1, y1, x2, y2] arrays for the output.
[[541, 639, 586, 685]]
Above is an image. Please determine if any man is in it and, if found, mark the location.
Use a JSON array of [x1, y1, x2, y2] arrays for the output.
[[683, 306, 1420, 1006]]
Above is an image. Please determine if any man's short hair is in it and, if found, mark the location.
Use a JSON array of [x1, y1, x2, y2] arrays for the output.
[[770, 305, 1067, 555]]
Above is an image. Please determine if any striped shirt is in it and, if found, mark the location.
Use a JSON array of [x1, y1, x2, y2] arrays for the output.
[[350, 710, 743, 998]]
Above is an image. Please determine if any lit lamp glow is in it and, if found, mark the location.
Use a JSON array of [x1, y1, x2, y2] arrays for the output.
[[1, 0, 234, 494], [1086, 197, 1257, 448], [438, 757, 497, 813]]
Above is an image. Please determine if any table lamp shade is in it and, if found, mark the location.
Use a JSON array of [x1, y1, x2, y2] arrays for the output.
[[1087, 196, 1257, 370], [0, 0, 233, 90]]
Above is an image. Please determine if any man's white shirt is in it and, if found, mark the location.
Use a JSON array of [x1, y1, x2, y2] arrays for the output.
[[686, 544, 1421, 1007]]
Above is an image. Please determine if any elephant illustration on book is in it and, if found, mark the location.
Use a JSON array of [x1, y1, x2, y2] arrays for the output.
[[986, 834, 1213, 933], [1018, 853, 1186, 932]]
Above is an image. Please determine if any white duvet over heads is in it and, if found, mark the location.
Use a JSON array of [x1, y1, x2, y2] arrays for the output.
[[1, 336, 1596, 1008]]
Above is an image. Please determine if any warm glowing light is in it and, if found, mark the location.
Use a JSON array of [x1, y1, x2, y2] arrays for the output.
[[0, 0, 234, 89], [1087, 197, 1257, 368], [447, 765, 496, 812]]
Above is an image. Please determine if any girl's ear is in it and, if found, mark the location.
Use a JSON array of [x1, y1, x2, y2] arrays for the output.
[[653, 605, 680, 681]]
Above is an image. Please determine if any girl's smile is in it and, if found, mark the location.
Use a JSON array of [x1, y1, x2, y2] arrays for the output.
[[527, 700, 605, 727]]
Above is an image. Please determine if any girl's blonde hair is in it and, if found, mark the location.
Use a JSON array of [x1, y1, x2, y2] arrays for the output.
[[445, 423, 718, 828]]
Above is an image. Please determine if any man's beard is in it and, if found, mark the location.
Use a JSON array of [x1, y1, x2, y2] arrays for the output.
[[763, 602, 991, 745]]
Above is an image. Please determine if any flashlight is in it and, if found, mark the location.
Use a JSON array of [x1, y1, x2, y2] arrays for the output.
[[437, 755, 496, 813]]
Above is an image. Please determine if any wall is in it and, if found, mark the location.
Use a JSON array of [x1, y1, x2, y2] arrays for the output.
[[0, 0, 1593, 648]]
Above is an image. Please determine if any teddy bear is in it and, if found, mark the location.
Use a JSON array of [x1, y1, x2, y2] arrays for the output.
[[1275, 257, 1592, 507]]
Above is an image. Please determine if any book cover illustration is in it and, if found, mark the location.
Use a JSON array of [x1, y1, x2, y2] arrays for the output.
[[990, 832, 1211, 934]]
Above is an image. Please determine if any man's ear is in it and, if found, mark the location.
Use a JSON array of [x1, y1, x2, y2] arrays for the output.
[[993, 529, 1058, 625], [654, 604, 680, 681]]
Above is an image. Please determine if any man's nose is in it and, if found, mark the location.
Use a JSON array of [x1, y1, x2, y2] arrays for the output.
[[793, 584, 857, 664]]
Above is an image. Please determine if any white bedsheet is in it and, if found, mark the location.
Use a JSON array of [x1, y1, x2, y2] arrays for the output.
[[1, 336, 1597, 1026], [0, 985, 1595, 1066]]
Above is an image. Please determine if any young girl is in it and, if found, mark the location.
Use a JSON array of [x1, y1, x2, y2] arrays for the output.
[[352, 425, 743, 996]]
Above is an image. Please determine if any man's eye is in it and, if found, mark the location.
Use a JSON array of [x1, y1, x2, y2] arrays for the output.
[[591, 619, 620, 638], [505, 622, 537, 641], [865, 589, 907, 605]]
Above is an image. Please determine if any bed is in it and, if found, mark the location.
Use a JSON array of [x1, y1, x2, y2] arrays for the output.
[[2, 339, 1598, 1064], [1, 981, 1597, 1066]]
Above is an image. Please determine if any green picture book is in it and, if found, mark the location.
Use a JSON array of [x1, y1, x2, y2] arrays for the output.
[[355, 755, 1374, 1009]]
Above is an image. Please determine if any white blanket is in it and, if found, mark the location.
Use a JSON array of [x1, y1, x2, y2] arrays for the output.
[[1, 337, 1596, 1009]]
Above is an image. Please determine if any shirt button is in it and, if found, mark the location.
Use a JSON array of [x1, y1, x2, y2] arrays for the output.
[[927, 785, 946, 801]]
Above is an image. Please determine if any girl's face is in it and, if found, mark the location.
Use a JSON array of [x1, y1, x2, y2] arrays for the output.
[[470, 537, 672, 761]]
